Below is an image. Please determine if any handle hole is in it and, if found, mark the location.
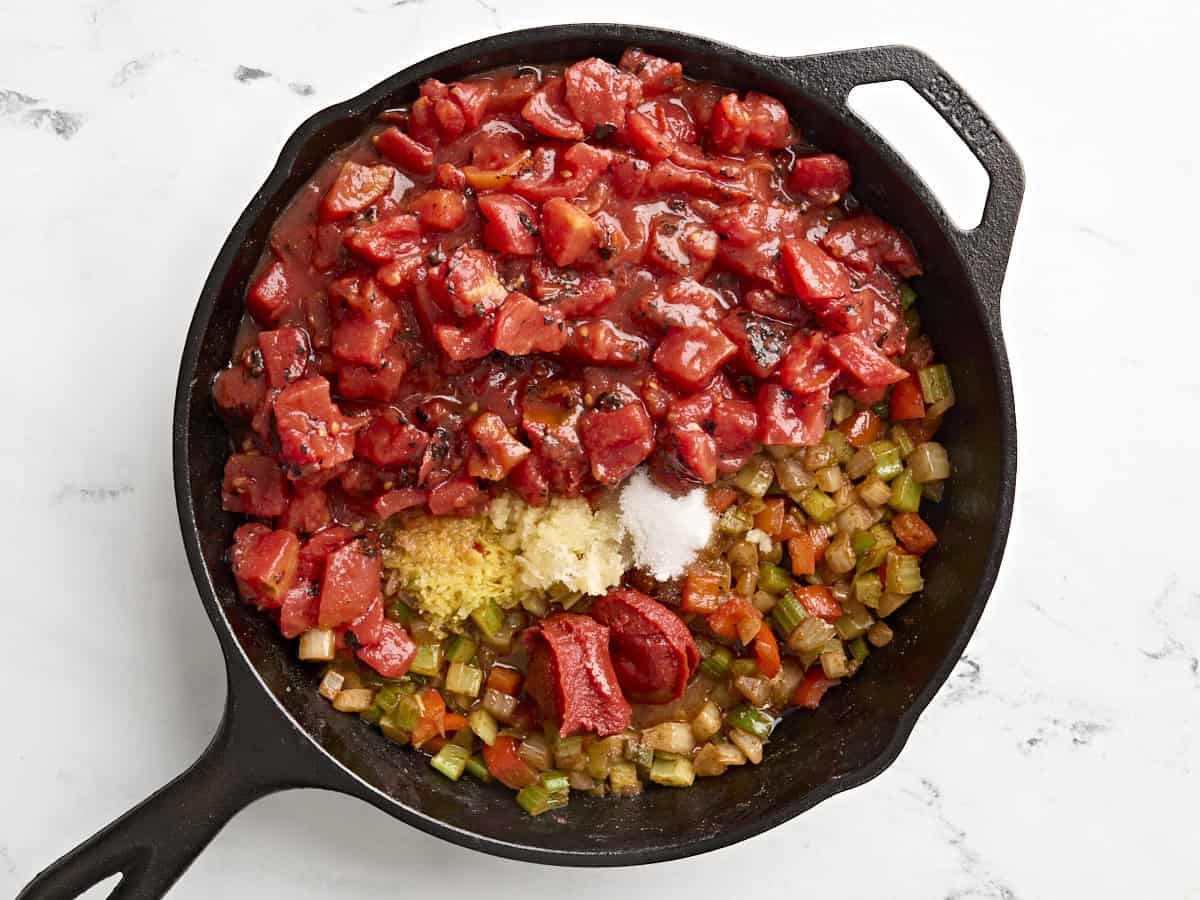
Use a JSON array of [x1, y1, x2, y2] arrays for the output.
[[79, 873, 123, 898], [847, 81, 990, 230]]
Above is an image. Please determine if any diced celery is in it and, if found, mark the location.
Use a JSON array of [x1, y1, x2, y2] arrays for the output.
[[608, 761, 641, 796], [890, 424, 915, 457], [821, 429, 853, 465], [853, 572, 884, 608], [771, 592, 807, 636], [885, 552, 924, 594], [359, 705, 383, 724], [719, 506, 753, 534], [410, 642, 443, 677], [878, 591, 910, 617], [900, 282, 918, 309], [869, 440, 903, 481], [700, 645, 733, 679], [758, 562, 792, 595], [835, 599, 873, 640], [918, 364, 953, 405], [539, 769, 570, 796], [470, 600, 505, 640], [800, 488, 837, 523], [468, 708, 499, 746], [849, 636, 871, 663], [624, 736, 654, 771], [374, 685, 403, 713], [889, 469, 922, 512], [734, 457, 775, 498], [464, 754, 492, 782], [516, 783, 569, 816], [923, 480, 946, 503], [389, 692, 422, 731], [851, 530, 876, 559], [856, 524, 897, 572], [431, 743, 470, 781], [445, 635, 477, 664], [831, 392, 855, 424], [650, 755, 695, 787], [858, 473, 893, 506], [384, 599, 413, 623], [555, 735, 584, 769], [446, 662, 483, 697], [726, 705, 773, 739], [730, 658, 759, 678], [789, 616, 836, 653]]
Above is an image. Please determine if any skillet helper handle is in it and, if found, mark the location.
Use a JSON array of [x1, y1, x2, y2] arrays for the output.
[[18, 689, 304, 900], [782, 45, 1025, 313]]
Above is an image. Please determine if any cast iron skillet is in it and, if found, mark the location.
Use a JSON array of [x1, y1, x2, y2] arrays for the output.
[[20, 23, 1022, 898]]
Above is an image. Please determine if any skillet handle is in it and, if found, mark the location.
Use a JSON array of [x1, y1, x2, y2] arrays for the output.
[[17, 681, 313, 899], [781, 45, 1025, 313]]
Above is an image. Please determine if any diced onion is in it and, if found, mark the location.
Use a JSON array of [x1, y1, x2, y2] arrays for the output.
[[318, 670, 344, 700], [909, 442, 951, 483], [728, 727, 764, 764], [691, 701, 723, 742], [298, 629, 336, 662], [641, 722, 697, 755], [332, 687, 374, 713]]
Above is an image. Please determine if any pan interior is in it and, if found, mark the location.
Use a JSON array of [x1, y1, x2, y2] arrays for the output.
[[180, 28, 1010, 861]]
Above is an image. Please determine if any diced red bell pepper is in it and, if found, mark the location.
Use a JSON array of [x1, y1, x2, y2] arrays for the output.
[[837, 406, 881, 448], [794, 585, 843, 623], [891, 512, 938, 555], [753, 622, 781, 678], [483, 735, 538, 789], [889, 374, 926, 421], [787, 531, 817, 576], [792, 666, 840, 709]]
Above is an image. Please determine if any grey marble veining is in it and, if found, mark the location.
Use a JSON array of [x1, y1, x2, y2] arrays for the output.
[[1, 1, 1197, 897]]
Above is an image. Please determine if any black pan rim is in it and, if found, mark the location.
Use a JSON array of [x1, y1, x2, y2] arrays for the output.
[[173, 22, 1017, 867]]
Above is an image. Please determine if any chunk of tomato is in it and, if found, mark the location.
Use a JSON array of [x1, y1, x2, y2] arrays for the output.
[[356, 620, 417, 678], [540, 198, 598, 266], [788, 153, 851, 205], [563, 57, 643, 133], [318, 537, 381, 629], [231, 524, 300, 609], [579, 393, 655, 484], [373, 126, 434, 174], [477, 192, 539, 256], [826, 332, 909, 387], [257, 327, 310, 389], [652, 322, 737, 392], [493, 292, 567, 355], [319, 161, 395, 223], [756, 382, 829, 446], [467, 412, 531, 480], [246, 260, 292, 324], [410, 188, 467, 232], [521, 77, 585, 141], [222, 453, 288, 517], [718, 311, 792, 379], [274, 376, 359, 472]]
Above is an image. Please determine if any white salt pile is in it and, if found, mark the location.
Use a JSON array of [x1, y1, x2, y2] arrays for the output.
[[618, 468, 714, 581]]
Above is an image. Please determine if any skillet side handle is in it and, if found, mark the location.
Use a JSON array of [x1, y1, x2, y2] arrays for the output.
[[18, 679, 311, 900], [782, 45, 1025, 315]]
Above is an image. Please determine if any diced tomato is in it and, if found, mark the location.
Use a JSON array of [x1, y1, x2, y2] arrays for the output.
[[579, 392, 654, 484], [372, 487, 428, 520], [742, 288, 807, 323], [318, 537, 381, 629], [246, 259, 292, 324], [467, 412, 531, 480], [837, 406, 881, 448], [373, 126, 434, 174], [434, 315, 495, 361], [787, 531, 816, 576], [296, 525, 355, 580], [407, 96, 440, 148], [355, 620, 417, 678], [257, 327, 310, 389], [340, 595, 384, 648], [626, 109, 676, 162], [718, 311, 792, 379], [795, 584, 842, 623], [356, 414, 428, 468], [511, 142, 613, 202], [744, 92, 793, 148], [427, 471, 484, 516], [753, 622, 781, 678], [568, 319, 649, 365], [889, 374, 926, 421], [892, 512, 938, 555], [540, 198, 598, 266], [846, 380, 888, 407], [274, 376, 359, 472], [477, 192, 539, 256], [337, 348, 407, 404], [491, 292, 567, 355], [792, 666, 839, 709], [410, 188, 467, 231], [483, 735, 538, 789], [231, 524, 300, 609], [221, 453, 288, 517], [344, 213, 420, 264], [279, 578, 320, 638], [279, 482, 330, 534], [332, 306, 398, 369], [449, 81, 490, 128], [710, 93, 750, 155], [826, 332, 909, 387], [563, 57, 643, 133], [707, 595, 761, 640], [652, 322, 737, 392], [612, 154, 650, 197], [320, 161, 395, 223], [778, 333, 838, 394], [705, 378, 759, 475], [521, 77, 585, 141], [619, 48, 683, 96], [756, 382, 829, 446], [429, 246, 508, 319], [822, 214, 922, 279], [213, 364, 266, 419], [788, 153, 851, 204]]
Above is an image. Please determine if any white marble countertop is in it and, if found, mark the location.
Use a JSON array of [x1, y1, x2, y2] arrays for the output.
[[2, 1, 1197, 897]]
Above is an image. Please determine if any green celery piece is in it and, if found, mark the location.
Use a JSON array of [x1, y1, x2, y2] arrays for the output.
[[464, 755, 492, 782], [430, 743, 470, 781], [801, 489, 837, 523], [771, 592, 807, 636], [700, 646, 733, 679], [900, 282, 918, 309], [470, 601, 505, 640], [889, 469, 922, 513], [445, 635, 477, 664], [848, 636, 870, 663], [726, 705, 773, 739], [918, 364, 953, 405], [758, 562, 792, 595]]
